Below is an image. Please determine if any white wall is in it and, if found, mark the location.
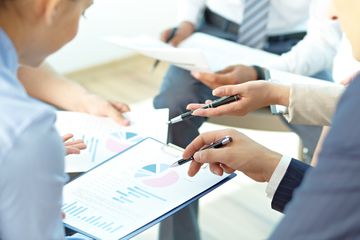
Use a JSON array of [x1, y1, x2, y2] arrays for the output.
[[48, 0, 177, 74]]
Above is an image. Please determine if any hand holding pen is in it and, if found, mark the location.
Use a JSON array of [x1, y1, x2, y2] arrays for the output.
[[170, 136, 232, 167], [167, 95, 240, 125], [154, 22, 196, 71], [153, 27, 178, 71]]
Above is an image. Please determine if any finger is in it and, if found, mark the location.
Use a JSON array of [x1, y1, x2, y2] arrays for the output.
[[170, 35, 184, 47], [216, 65, 235, 74], [111, 101, 130, 113], [220, 164, 235, 174], [183, 130, 227, 159], [213, 85, 243, 97], [209, 163, 224, 176], [188, 160, 203, 177], [186, 103, 206, 111], [193, 148, 228, 165], [62, 212, 66, 220], [193, 102, 239, 117], [106, 104, 130, 126], [66, 142, 87, 150], [62, 133, 74, 142], [64, 139, 84, 146], [191, 71, 217, 83], [66, 147, 81, 155], [160, 29, 171, 42]]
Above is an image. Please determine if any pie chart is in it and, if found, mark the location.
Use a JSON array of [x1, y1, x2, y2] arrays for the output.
[[135, 163, 179, 188]]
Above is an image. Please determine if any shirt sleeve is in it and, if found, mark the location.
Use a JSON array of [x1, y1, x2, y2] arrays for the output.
[[268, 0, 342, 76], [0, 115, 66, 240], [266, 155, 292, 199], [176, 0, 206, 25], [284, 83, 345, 126]]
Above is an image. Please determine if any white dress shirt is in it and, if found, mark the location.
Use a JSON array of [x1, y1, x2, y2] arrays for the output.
[[177, 0, 310, 36], [269, 0, 343, 77], [0, 29, 67, 239], [265, 156, 292, 199]]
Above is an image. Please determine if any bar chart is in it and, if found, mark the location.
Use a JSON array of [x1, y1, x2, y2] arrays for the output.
[[63, 201, 124, 234], [81, 135, 100, 162], [112, 186, 167, 204]]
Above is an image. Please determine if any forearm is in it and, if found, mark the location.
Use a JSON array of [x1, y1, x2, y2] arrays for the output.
[[19, 63, 91, 112]]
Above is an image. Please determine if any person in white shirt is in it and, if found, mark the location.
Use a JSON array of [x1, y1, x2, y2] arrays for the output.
[[153, 1, 327, 239], [0, 0, 93, 239]]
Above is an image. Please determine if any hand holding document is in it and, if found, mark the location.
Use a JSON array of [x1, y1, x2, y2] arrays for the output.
[[105, 33, 337, 86], [105, 33, 279, 72], [56, 107, 169, 173], [63, 138, 236, 240]]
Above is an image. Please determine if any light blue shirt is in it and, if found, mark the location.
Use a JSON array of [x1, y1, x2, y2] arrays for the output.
[[0, 29, 67, 239]]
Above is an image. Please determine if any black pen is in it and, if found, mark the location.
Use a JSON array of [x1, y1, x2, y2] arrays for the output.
[[152, 27, 178, 71], [170, 136, 233, 167], [167, 95, 240, 125]]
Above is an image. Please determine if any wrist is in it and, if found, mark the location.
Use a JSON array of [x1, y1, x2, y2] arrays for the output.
[[77, 92, 96, 113], [180, 21, 195, 33], [268, 83, 290, 107], [263, 151, 282, 182]]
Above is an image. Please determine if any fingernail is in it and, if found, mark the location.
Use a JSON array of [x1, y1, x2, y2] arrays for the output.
[[192, 109, 200, 115], [211, 169, 220, 176], [194, 152, 200, 160]]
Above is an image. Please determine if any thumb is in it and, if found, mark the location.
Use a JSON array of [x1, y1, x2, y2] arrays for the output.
[[193, 148, 226, 165], [213, 85, 243, 97], [106, 105, 130, 126]]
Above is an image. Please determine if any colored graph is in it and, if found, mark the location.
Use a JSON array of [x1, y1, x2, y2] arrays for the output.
[[135, 164, 179, 188], [112, 186, 167, 205], [62, 201, 123, 234], [106, 131, 142, 153], [81, 135, 99, 162]]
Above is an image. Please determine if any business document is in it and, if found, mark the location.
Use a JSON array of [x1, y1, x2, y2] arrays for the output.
[[63, 138, 235, 240]]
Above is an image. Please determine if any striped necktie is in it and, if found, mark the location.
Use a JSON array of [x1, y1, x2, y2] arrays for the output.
[[238, 0, 270, 49]]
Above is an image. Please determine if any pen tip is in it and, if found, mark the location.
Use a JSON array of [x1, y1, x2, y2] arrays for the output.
[[169, 162, 178, 168]]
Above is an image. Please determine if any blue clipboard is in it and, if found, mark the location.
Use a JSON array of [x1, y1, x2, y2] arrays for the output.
[[64, 137, 237, 240]]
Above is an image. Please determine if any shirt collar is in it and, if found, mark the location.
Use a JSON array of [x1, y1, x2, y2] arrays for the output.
[[0, 28, 19, 76]]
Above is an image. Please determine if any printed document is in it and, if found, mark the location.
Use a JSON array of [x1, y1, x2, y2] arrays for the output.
[[63, 138, 235, 240], [56, 108, 169, 173]]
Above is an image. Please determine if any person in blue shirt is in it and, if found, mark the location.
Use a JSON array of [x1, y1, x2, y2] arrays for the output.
[[0, 0, 93, 239]]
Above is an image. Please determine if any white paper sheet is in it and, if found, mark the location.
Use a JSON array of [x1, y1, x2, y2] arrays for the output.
[[105, 35, 210, 72], [63, 138, 234, 240], [56, 108, 169, 173], [179, 33, 279, 71]]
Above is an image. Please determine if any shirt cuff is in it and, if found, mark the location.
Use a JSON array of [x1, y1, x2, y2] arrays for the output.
[[265, 155, 292, 199]]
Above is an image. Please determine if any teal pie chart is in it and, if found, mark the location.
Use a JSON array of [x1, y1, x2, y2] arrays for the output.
[[135, 163, 179, 188]]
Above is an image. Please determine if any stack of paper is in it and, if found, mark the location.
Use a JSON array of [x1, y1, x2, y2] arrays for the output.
[[56, 108, 169, 173]]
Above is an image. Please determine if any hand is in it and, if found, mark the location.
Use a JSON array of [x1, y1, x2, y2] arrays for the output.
[[340, 71, 359, 86], [81, 94, 130, 126], [191, 64, 258, 90], [160, 21, 195, 46], [187, 81, 290, 117], [184, 129, 282, 182], [63, 134, 87, 155]]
